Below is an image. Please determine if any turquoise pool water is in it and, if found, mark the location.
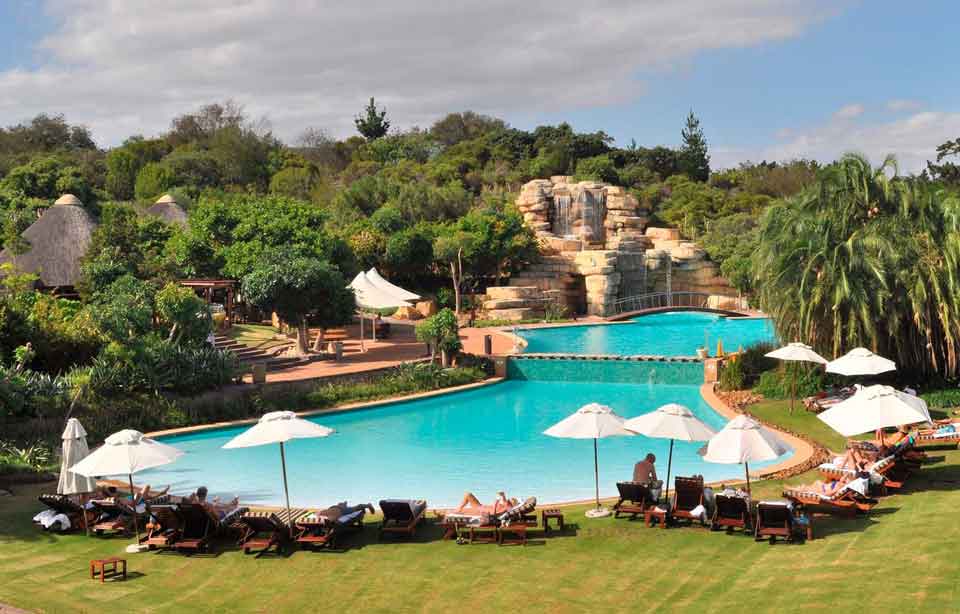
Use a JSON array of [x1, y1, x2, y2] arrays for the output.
[[141, 360, 791, 507], [517, 311, 776, 356]]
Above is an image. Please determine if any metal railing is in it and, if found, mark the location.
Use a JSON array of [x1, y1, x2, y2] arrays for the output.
[[611, 291, 748, 315]]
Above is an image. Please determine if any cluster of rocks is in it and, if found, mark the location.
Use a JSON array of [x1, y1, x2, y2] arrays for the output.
[[482, 286, 548, 321]]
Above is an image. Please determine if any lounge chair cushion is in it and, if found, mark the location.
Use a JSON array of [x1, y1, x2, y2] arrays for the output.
[[498, 497, 536, 525], [337, 510, 365, 525]]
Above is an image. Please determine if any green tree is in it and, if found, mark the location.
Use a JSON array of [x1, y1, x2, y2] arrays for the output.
[[433, 229, 477, 313], [135, 162, 176, 201], [242, 256, 354, 354], [155, 282, 211, 345], [754, 153, 960, 377], [415, 308, 460, 364], [104, 149, 139, 200], [88, 275, 156, 343], [679, 110, 710, 182], [354, 97, 390, 141]]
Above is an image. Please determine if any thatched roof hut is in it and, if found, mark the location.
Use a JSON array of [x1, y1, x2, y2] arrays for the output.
[[146, 194, 187, 226], [0, 195, 96, 289]]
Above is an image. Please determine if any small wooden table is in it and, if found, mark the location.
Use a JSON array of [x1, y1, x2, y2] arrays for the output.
[[645, 508, 668, 529], [542, 509, 565, 534], [90, 557, 126, 582]]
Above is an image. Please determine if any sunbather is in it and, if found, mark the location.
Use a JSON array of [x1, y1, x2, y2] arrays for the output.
[[454, 491, 516, 515], [189, 486, 240, 520]]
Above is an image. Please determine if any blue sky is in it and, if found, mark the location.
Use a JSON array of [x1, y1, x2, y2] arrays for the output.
[[0, 1, 956, 171]]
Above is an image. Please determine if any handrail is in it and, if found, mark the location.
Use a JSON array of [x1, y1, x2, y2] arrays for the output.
[[611, 291, 747, 314]]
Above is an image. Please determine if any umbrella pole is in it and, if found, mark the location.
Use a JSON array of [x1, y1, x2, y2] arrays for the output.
[[279, 442, 293, 537], [790, 363, 797, 414], [593, 438, 600, 510], [128, 474, 140, 543], [359, 312, 365, 353], [744, 461, 751, 496], [665, 439, 674, 506]]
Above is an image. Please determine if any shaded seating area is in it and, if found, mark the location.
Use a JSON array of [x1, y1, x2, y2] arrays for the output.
[[378, 499, 427, 539]]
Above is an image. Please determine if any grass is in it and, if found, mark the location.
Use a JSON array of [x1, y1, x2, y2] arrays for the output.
[[226, 323, 291, 352], [3, 453, 960, 613], [747, 399, 850, 451], [3, 391, 958, 612]]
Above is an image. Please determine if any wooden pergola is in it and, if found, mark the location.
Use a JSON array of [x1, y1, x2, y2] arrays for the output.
[[179, 279, 238, 325]]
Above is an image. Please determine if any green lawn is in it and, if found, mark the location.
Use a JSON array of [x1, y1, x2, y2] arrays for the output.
[[747, 399, 850, 451], [3, 398, 959, 612], [227, 323, 291, 352]]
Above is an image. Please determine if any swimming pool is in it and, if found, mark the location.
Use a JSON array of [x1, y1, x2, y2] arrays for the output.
[[141, 360, 791, 508], [517, 311, 775, 356]]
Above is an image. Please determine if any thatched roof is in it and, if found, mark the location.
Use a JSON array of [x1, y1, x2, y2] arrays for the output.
[[146, 194, 187, 226], [54, 193, 82, 206], [0, 203, 96, 288]]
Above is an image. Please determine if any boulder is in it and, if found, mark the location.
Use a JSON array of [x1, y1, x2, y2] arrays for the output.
[[645, 227, 680, 241], [486, 286, 540, 300], [486, 307, 545, 321]]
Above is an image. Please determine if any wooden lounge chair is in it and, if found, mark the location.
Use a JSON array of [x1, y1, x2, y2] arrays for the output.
[[755, 501, 796, 544], [378, 499, 427, 539], [89, 494, 170, 536], [711, 494, 751, 533], [295, 505, 366, 551], [494, 497, 537, 546], [782, 484, 877, 517], [170, 502, 217, 554], [141, 504, 182, 549], [236, 513, 292, 556], [35, 494, 97, 532], [670, 476, 706, 526], [612, 482, 656, 520]]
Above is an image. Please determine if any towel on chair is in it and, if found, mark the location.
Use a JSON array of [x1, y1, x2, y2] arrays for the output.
[[33, 509, 71, 531]]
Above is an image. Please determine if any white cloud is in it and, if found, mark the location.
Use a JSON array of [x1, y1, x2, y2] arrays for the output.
[[717, 109, 959, 173], [886, 99, 923, 112], [833, 103, 865, 120], [0, 0, 837, 145]]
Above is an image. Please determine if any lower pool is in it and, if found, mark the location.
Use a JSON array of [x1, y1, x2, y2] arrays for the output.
[[141, 362, 791, 508], [517, 311, 775, 356]]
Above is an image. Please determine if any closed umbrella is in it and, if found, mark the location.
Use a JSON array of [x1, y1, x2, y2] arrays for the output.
[[57, 418, 97, 535], [544, 403, 634, 518], [765, 342, 828, 413], [701, 415, 789, 494], [223, 411, 334, 536], [624, 404, 717, 504], [817, 384, 931, 437], [827, 347, 896, 377], [70, 429, 183, 544]]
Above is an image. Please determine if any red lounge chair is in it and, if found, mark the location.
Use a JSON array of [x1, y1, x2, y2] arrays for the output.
[[755, 502, 795, 544], [236, 513, 292, 556], [378, 499, 427, 539], [782, 484, 877, 517], [612, 482, 656, 520], [670, 476, 706, 526], [711, 494, 751, 533]]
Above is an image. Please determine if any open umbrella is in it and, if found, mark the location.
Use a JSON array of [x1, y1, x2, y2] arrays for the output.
[[544, 403, 634, 518], [827, 347, 896, 377], [624, 404, 717, 504], [765, 342, 828, 413], [366, 267, 421, 301], [817, 384, 931, 437], [347, 272, 409, 347], [57, 418, 97, 535], [701, 415, 788, 494], [222, 411, 334, 536], [70, 429, 183, 544]]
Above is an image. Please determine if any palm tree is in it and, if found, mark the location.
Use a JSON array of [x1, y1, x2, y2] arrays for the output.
[[754, 153, 960, 377]]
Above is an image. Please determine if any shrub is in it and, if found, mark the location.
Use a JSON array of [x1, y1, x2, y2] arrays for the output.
[[754, 364, 824, 399], [920, 388, 960, 409], [718, 357, 745, 391]]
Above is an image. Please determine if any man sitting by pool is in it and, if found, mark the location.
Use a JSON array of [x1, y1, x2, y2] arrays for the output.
[[633, 453, 664, 501]]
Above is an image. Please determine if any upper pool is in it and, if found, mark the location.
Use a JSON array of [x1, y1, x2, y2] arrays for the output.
[[517, 311, 776, 356], [140, 360, 791, 508]]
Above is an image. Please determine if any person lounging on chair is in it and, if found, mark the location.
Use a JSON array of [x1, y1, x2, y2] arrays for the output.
[[782, 476, 876, 516], [612, 482, 656, 520], [295, 502, 372, 551]]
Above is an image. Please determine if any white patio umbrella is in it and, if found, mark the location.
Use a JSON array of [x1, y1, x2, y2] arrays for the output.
[[765, 342, 828, 413], [347, 272, 409, 348], [827, 347, 896, 377], [817, 384, 931, 437], [544, 403, 635, 518], [367, 267, 420, 301], [222, 411, 334, 536], [57, 418, 97, 535], [701, 415, 789, 494], [70, 429, 184, 543], [624, 404, 717, 504]]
